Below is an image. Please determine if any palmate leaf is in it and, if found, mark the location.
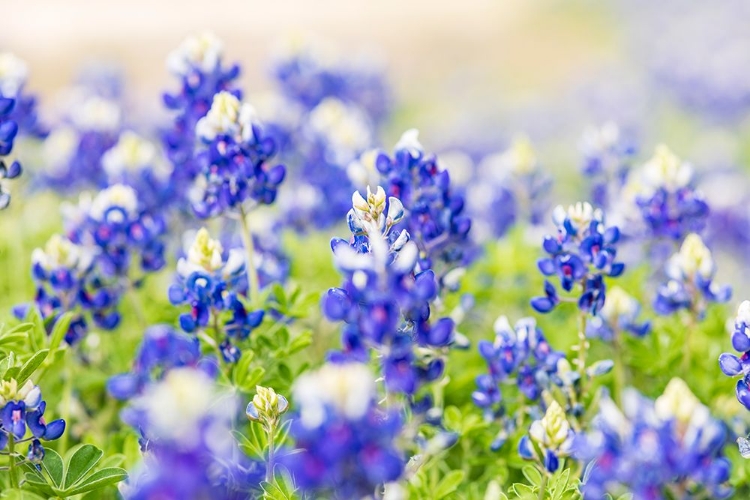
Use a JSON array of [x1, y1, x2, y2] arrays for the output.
[[24, 444, 127, 497], [64, 444, 104, 488]]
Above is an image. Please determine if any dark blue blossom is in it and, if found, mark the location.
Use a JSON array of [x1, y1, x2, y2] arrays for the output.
[[473, 316, 564, 411], [14, 234, 120, 345], [168, 228, 264, 362], [323, 186, 456, 395], [65, 184, 167, 279], [162, 32, 242, 207], [190, 91, 286, 218], [283, 363, 404, 498], [575, 380, 731, 499], [0, 378, 65, 454], [653, 233, 731, 317], [373, 129, 474, 284], [625, 145, 709, 241], [531, 202, 624, 316], [719, 301, 750, 413]]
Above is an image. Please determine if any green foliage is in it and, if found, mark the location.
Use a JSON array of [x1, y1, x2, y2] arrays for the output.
[[22, 444, 127, 498]]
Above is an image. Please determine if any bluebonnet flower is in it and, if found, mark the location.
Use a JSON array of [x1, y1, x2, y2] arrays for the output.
[[623, 145, 709, 241], [277, 97, 375, 230], [653, 233, 731, 317], [102, 131, 173, 213], [270, 37, 391, 123], [0, 52, 46, 139], [323, 186, 455, 395], [473, 316, 564, 410], [283, 363, 404, 498], [14, 234, 119, 344], [107, 325, 216, 401], [518, 400, 574, 474], [578, 122, 635, 209], [190, 91, 286, 218], [461, 136, 552, 241], [121, 368, 264, 499], [162, 32, 241, 206], [0, 53, 32, 209], [586, 286, 651, 340], [531, 202, 624, 316], [373, 129, 473, 284], [575, 379, 731, 499], [168, 228, 264, 362], [65, 184, 167, 279], [719, 301, 750, 412], [38, 92, 122, 192], [0, 378, 65, 457]]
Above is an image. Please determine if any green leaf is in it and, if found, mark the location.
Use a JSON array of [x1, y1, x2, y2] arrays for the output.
[[41, 447, 64, 487], [98, 453, 126, 469], [4, 323, 34, 335], [434, 470, 465, 499], [237, 366, 266, 392], [64, 444, 103, 488], [25, 307, 46, 352], [63, 467, 128, 496], [0, 333, 29, 347], [16, 349, 49, 385], [522, 465, 542, 486], [0, 488, 48, 500], [286, 330, 312, 355], [49, 312, 73, 353]]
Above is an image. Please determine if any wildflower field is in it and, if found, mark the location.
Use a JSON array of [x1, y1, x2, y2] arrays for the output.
[[3, 2, 750, 499]]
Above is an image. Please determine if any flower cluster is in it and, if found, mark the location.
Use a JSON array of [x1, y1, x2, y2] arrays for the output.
[[719, 301, 750, 411], [462, 136, 552, 240], [575, 379, 731, 499], [107, 325, 215, 401], [518, 400, 574, 473], [653, 233, 731, 317], [277, 97, 375, 230], [121, 368, 263, 498], [624, 145, 709, 241], [14, 234, 119, 344], [586, 286, 651, 340], [578, 122, 635, 209], [531, 202, 624, 316], [65, 184, 167, 279], [39, 89, 122, 192], [323, 186, 455, 395], [0, 378, 65, 463], [270, 37, 390, 123], [162, 32, 241, 207], [373, 130, 473, 284], [102, 131, 173, 213], [282, 363, 404, 498], [473, 316, 564, 411], [168, 228, 264, 362], [0, 52, 40, 209], [191, 91, 286, 218]]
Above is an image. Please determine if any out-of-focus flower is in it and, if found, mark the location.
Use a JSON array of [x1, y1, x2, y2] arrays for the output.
[[282, 363, 404, 498], [518, 400, 574, 473], [578, 122, 635, 209], [323, 187, 455, 396], [121, 368, 263, 498], [654, 233, 730, 317], [531, 202, 624, 316], [575, 380, 731, 499], [586, 286, 651, 340]]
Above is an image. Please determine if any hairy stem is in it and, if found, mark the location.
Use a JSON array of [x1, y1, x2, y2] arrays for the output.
[[266, 422, 276, 483]]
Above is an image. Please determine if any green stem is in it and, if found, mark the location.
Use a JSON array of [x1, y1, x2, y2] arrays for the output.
[[8, 435, 17, 489], [537, 470, 548, 500], [238, 206, 260, 308], [59, 351, 73, 455], [576, 312, 588, 378], [128, 283, 147, 329], [266, 422, 276, 483]]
